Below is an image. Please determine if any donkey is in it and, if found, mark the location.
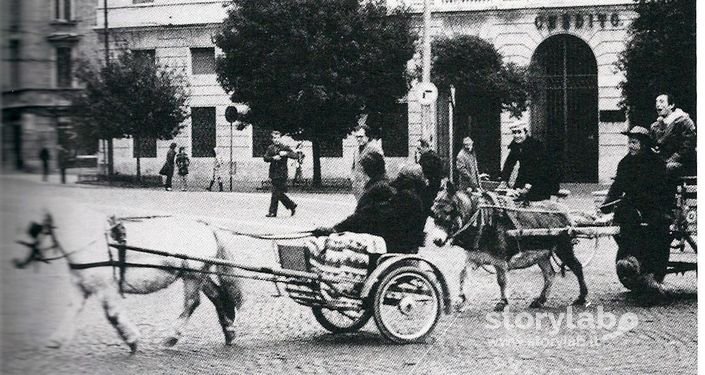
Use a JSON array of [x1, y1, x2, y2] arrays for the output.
[[428, 182, 588, 311], [15, 204, 243, 353]]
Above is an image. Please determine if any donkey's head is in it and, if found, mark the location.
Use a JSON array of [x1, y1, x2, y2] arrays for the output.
[[15, 212, 57, 269], [428, 181, 480, 247]]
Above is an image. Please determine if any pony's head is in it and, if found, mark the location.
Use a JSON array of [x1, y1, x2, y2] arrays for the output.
[[428, 181, 480, 247], [14, 212, 57, 269]]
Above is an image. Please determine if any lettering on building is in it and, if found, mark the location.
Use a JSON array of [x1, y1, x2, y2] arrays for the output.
[[535, 13, 620, 31]]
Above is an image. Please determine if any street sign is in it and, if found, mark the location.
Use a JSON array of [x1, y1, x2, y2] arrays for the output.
[[417, 82, 438, 106], [225, 106, 239, 123]]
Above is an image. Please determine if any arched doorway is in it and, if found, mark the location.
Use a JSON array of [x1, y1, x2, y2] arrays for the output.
[[530, 34, 598, 182]]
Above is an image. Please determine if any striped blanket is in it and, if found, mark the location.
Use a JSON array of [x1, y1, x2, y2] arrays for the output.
[[304, 232, 386, 299], [480, 193, 573, 230]]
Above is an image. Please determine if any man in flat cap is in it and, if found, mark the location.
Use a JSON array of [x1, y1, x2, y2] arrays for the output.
[[499, 122, 559, 201], [650, 93, 697, 189], [601, 126, 671, 296]]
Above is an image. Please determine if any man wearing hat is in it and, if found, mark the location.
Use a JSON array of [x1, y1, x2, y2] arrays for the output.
[[499, 122, 559, 201], [601, 126, 671, 295]]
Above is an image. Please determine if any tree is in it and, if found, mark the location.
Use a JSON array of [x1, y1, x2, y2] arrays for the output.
[[430, 35, 528, 175], [215, 0, 416, 185], [73, 51, 190, 180], [617, 0, 696, 127]]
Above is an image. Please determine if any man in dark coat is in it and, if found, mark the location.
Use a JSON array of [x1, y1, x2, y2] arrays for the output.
[[601, 126, 671, 293], [417, 138, 445, 216], [500, 122, 559, 201], [649, 93, 697, 188], [264, 130, 298, 217], [314, 155, 426, 254], [162, 142, 177, 191], [39, 147, 50, 182]]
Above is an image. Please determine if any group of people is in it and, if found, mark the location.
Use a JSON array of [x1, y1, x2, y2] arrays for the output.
[[601, 93, 696, 294], [159, 142, 191, 191]]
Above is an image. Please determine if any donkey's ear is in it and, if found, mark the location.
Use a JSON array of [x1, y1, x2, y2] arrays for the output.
[[446, 180, 457, 195]]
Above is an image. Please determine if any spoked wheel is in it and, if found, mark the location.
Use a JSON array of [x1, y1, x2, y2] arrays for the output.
[[312, 307, 372, 333], [550, 238, 598, 272], [373, 266, 442, 344]]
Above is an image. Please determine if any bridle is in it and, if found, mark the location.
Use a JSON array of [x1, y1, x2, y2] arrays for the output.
[[431, 191, 481, 246], [14, 217, 62, 268]]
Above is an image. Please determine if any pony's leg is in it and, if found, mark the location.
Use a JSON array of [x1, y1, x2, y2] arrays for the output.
[[163, 278, 202, 347], [99, 291, 140, 353], [46, 291, 89, 348], [201, 278, 236, 345], [530, 256, 555, 308], [554, 238, 589, 305], [493, 264, 509, 312]]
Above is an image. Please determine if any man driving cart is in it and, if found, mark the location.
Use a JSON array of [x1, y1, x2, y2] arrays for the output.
[[601, 126, 672, 296]]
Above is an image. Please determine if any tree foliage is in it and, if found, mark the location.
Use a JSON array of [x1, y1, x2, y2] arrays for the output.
[[214, 0, 416, 184], [617, 0, 696, 126], [73, 51, 190, 177], [430, 35, 529, 118]]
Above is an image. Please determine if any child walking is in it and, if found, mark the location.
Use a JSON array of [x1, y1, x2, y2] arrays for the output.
[[175, 146, 190, 191]]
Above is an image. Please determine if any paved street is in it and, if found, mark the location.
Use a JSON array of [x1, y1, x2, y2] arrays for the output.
[[1, 175, 697, 374]]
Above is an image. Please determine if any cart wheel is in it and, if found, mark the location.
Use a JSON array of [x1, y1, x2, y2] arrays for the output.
[[373, 266, 442, 344], [551, 237, 598, 271], [312, 307, 372, 333]]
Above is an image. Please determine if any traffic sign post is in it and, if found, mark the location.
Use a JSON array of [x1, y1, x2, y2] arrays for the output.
[[225, 106, 239, 192], [417, 82, 438, 106]]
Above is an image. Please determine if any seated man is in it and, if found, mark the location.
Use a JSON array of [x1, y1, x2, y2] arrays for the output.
[[601, 126, 671, 294], [313, 163, 427, 255], [499, 122, 559, 201]]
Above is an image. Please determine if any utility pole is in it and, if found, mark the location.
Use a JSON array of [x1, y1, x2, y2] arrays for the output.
[[419, 0, 437, 149], [103, 0, 114, 178]]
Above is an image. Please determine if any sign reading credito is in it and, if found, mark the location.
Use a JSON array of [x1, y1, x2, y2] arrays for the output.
[[535, 13, 621, 31]]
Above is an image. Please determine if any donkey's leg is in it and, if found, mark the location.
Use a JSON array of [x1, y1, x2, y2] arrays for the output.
[[163, 277, 202, 347], [530, 256, 555, 308], [100, 291, 140, 353], [554, 238, 589, 305], [47, 291, 89, 348], [493, 264, 509, 312], [201, 278, 236, 345]]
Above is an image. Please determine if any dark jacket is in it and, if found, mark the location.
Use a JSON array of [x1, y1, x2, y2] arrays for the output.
[[334, 175, 424, 254], [264, 143, 297, 180], [418, 149, 444, 213], [501, 137, 558, 201], [650, 109, 697, 174], [163, 148, 176, 176]]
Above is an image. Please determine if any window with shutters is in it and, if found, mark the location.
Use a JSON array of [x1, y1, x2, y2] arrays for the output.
[[192, 107, 216, 157]]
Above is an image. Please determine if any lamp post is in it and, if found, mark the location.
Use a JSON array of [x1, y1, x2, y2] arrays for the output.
[[225, 106, 239, 192]]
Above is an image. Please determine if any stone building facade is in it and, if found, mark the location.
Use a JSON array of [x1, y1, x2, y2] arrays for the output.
[[2, 0, 99, 172]]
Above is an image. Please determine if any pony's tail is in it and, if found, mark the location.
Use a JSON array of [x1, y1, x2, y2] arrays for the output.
[[208, 227, 242, 321]]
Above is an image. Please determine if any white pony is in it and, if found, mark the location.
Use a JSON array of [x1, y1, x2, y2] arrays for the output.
[[15, 203, 243, 353]]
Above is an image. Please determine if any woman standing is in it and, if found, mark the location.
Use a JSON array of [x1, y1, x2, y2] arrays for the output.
[[175, 146, 191, 191]]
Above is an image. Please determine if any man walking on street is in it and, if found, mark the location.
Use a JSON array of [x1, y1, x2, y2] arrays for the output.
[[456, 137, 480, 192], [264, 130, 298, 217], [39, 147, 50, 182], [417, 137, 444, 215], [351, 123, 384, 201]]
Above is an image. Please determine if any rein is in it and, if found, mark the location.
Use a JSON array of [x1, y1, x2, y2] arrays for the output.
[[196, 220, 313, 240]]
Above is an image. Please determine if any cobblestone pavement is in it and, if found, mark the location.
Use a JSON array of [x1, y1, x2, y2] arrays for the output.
[[1, 175, 697, 374]]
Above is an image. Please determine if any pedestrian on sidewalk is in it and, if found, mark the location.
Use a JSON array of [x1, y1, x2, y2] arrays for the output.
[[264, 130, 297, 217], [57, 145, 69, 184], [207, 147, 225, 192], [456, 136, 480, 192], [175, 146, 190, 191], [351, 123, 384, 201], [159, 142, 177, 191], [39, 146, 50, 182]]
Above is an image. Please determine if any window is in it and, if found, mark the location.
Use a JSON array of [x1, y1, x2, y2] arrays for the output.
[[191, 48, 216, 75], [133, 49, 156, 64], [55, 0, 72, 21], [376, 103, 409, 157], [9, 40, 20, 88], [191, 107, 216, 157], [56, 47, 72, 88], [133, 137, 156, 158]]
